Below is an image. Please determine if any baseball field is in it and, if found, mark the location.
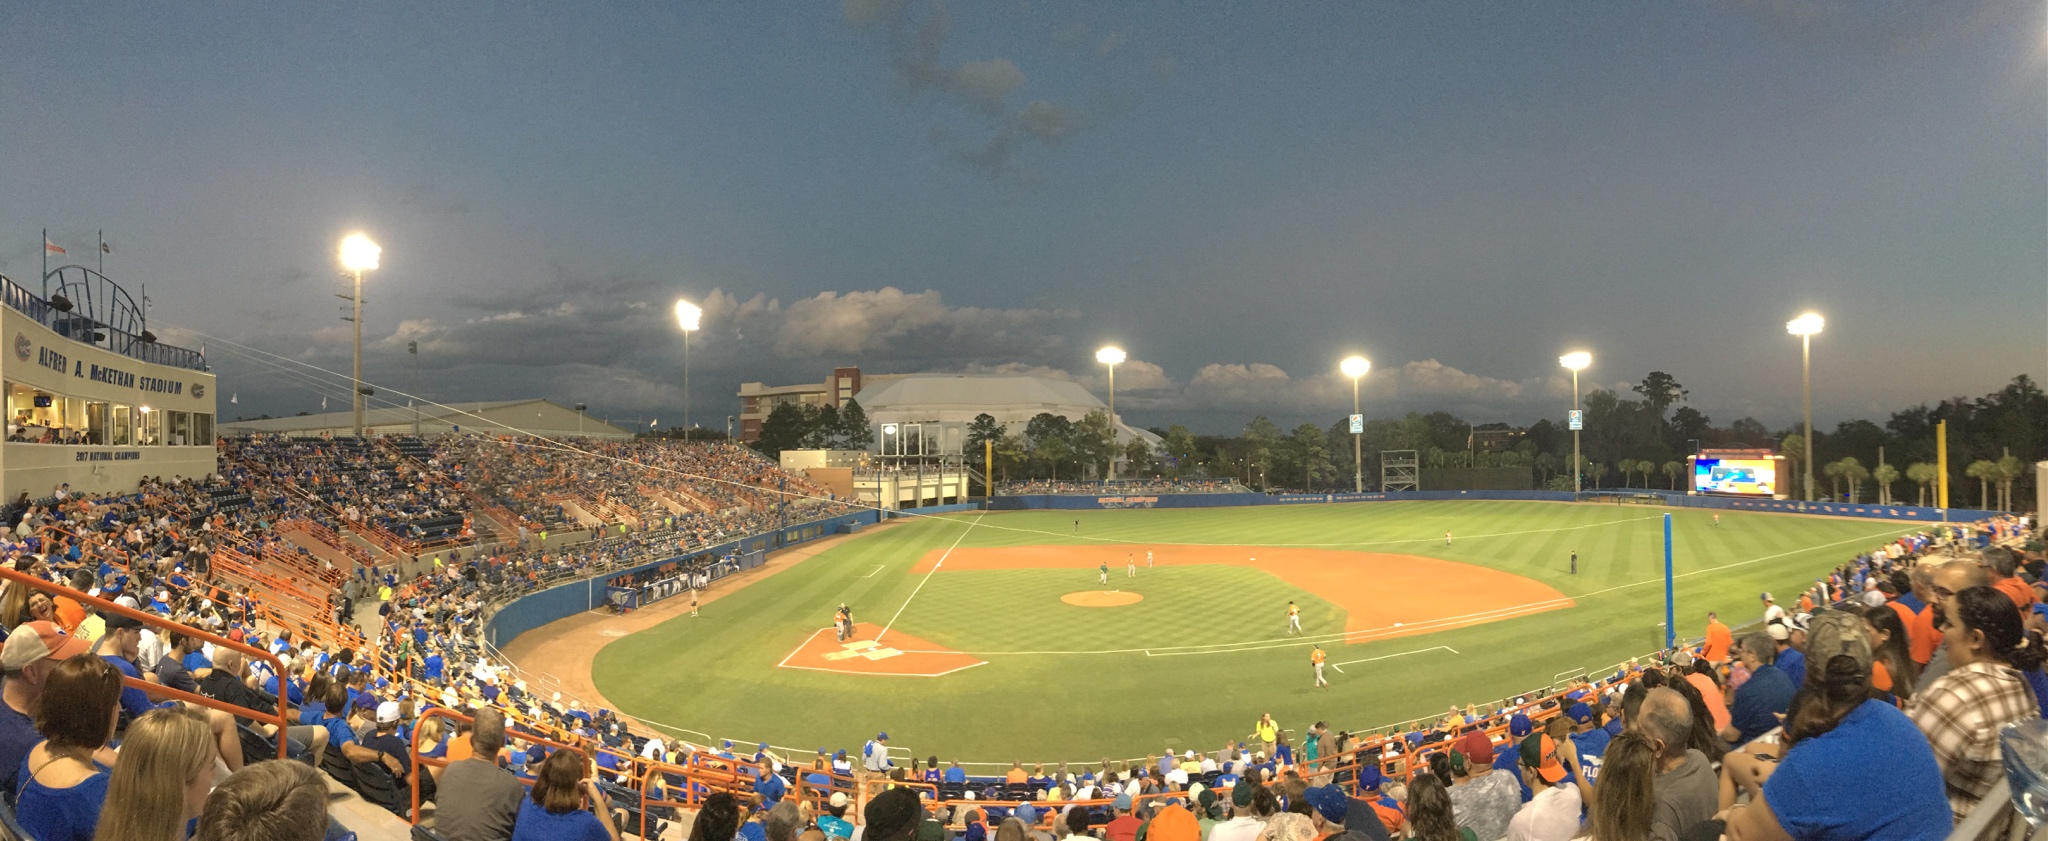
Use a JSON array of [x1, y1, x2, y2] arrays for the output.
[[582, 501, 1912, 763]]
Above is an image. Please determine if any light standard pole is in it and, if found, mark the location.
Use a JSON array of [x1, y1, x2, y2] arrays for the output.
[[1788, 313, 1824, 504], [1560, 352, 1591, 497], [408, 340, 421, 436], [675, 299, 701, 442], [339, 234, 381, 438], [1096, 346, 1124, 481], [1341, 356, 1370, 493]]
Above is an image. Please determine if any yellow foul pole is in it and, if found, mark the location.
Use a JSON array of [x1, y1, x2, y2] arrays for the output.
[[1936, 419, 1949, 511]]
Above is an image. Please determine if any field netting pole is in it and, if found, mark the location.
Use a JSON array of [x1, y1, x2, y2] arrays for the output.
[[1662, 513, 1675, 650]]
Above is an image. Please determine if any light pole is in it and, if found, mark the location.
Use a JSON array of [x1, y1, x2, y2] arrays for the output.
[[1560, 352, 1591, 496], [1096, 346, 1125, 481], [1341, 356, 1370, 493], [675, 299, 701, 441], [339, 233, 381, 438], [408, 340, 421, 436], [1788, 312, 1824, 503]]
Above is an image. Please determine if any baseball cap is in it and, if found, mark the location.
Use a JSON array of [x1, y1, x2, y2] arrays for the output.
[[1518, 734, 1565, 784], [1231, 778, 1255, 807], [1358, 766, 1383, 792], [1302, 785, 1348, 823], [1767, 623, 1791, 641], [828, 792, 850, 809], [1803, 609, 1875, 679], [0, 621, 90, 670], [1565, 702, 1593, 724], [877, 732, 889, 740], [99, 612, 143, 631], [1113, 792, 1133, 810], [1508, 713, 1533, 738], [376, 701, 401, 724], [1014, 804, 1038, 825], [1446, 750, 1467, 775], [1456, 731, 1494, 765]]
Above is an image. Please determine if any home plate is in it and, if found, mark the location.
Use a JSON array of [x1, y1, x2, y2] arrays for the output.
[[823, 640, 903, 661]]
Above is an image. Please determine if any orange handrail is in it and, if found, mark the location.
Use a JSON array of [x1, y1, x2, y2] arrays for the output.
[[0, 566, 292, 760]]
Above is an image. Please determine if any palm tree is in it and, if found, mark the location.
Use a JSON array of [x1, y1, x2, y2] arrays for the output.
[[1872, 463, 1899, 506], [1823, 459, 1846, 501], [1996, 454, 2024, 512], [1615, 458, 1637, 488], [1906, 462, 1938, 507], [1588, 462, 1609, 488], [1780, 434, 1807, 499], [1662, 460, 1685, 490], [1840, 458, 1869, 503], [1965, 460, 1997, 509]]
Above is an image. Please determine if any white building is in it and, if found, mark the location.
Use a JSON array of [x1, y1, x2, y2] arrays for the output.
[[853, 374, 1160, 456], [219, 398, 633, 439]]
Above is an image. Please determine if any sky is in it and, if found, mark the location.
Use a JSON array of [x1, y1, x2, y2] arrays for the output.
[[3, 1, 2043, 435]]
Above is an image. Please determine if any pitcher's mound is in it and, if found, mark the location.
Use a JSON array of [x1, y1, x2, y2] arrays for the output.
[[1064, 591, 1144, 607]]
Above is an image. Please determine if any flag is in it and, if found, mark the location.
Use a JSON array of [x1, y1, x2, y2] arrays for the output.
[[321, 396, 328, 410], [43, 238, 64, 256], [230, 393, 238, 405], [650, 418, 658, 428], [99, 241, 111, 255]]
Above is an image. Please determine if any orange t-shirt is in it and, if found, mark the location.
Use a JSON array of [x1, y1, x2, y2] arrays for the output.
[[445, 734, 474, 763], [1996, 576, 2037, 612], [1908, 604, 1940, 666], [1873, 659, 1893, 693], [52, 597, 85, 634], [1006, 768, 1028, 784], [1702, 621, 1733, 663], [1684, 672, 1730, 732]]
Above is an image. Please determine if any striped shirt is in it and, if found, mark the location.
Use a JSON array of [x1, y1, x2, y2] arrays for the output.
[[1909, 660, 2040, 819]]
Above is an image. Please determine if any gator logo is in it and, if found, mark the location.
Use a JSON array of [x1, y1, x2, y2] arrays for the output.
[[191, 383, 206, 399], [12, 334, 28, 362]]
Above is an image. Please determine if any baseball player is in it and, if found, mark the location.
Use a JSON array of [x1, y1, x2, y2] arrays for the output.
[[1445, 530, 1453, 546], [1099, 560, 1109, 585], [1287, 601, 1302, 635], [1311, 645, 1328, 688], [1126, 554, 1136, 578], [690, 589, 699, 617], [1146, 549, 1154, 568]]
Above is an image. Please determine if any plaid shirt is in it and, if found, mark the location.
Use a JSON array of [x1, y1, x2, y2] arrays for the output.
[[1909, 660, 2040, 819]]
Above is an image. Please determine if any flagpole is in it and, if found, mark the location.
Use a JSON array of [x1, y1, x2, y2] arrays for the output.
[[41, 228, 48, 299], [97, 230, 103, 276]]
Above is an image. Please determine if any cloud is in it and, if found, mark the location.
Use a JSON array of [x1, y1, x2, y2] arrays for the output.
[[843, 0, 1165, 180]]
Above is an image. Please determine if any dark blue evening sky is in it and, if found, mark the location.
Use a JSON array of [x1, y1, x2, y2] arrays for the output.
[[3, 1, 2042, 433]]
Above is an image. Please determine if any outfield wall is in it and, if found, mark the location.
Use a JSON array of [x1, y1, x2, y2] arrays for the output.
[[485, 509, 885, 649], [988, 489, 1998, 522]]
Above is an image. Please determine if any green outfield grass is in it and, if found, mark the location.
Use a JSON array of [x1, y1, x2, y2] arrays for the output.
[[590, 501, 1912, 764]]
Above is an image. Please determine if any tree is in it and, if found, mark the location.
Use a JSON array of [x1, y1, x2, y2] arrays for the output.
[[1161, 425, 1200, 479], [1835, 457, 1868, 503], [965, 413, 1004, 465], [837, 400, 874, 450], [1588, 462, 1609, 488], [991, 433, 1027, 484], [1996, 454, 2024, 512], [1906, 462, 1938, 506], [1872, 462, 1899, 505], [1243, 416, 1283, 489], [1966, 459, 1997, 509], [1071, 410, 1118, 480], [1662, 461, 1685, 490], [1124, 438, 1156, 477], [802, 404, 841, 449], [1616, 458, 1638, 488], [1633, 372, 1687, 436], [1025, 413, 1075, 479], [1669, 406, 1710, 447], [1780, 434, 1807, 500], [1285, 423, 1335, 490], [1823, 458, 1846, 501], [755, 403, 808, 457]]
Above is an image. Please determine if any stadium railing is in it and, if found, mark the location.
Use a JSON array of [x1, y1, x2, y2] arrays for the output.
[[0, 565, 293, 760]]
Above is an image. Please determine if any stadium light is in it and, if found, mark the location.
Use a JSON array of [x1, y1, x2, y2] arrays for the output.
[[1340, 356, 1370, 493], [1560, 351, 1591, 496], [1787, 312, 1823, 504], [676, 299, 702, 441], [1097, 346, 1125, 480], [338, 233, 380, 438]]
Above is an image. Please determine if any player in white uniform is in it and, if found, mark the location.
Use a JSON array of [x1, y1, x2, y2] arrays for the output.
[[1127, 554, 1136, 578], [1287, 601, 1302, 634]]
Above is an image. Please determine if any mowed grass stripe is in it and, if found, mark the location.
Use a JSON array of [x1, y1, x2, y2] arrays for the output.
[[590, 503, 1914, 760]]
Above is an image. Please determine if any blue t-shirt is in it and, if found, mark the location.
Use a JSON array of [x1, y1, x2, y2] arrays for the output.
[[1776, 648, 1807, 691], [99, 655, 156, 721], [1730, 666, 1796, 744], [14, 755, 110, 841], [1491, 744, 1531, 802], [510, 798, 611, 841], [0, 701, 38, 793], [1568, 727, 1611, 785], [321, 715, 357, 750], [1762, 699, 1951, 840], [424, 654, 444, 681], [943, 766, 967, 784]]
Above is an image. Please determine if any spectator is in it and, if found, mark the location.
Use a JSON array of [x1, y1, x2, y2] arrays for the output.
[[1772, 619, 1807, 692], [1859, 603, 1919, 701], [1503, 734, 1576, 841], [1104, 792, 1141, 841], [1911, 584, 2048, 820], [511, 747, 622, 841], [1574, 732, 1657, 841], [1720, 633, 1794, 746], [1402, 775, 1468, 841], [0, 620, 90, 791], [1662, 676, 1727, 766], [1679, 657, 1729, 735], [1302, 784, 1371, 841], [194, 760, 335, 841], [1914, 560, 1991, 694], [865, 787, 923, 841], [1255, 813, 1314, 841], [1215, 780, 1281, 841], [1701, 612, 1732, 666], [1635, 687, 1716, 841], [90, 705, 215, 841], [437, 708, 526, 841], [1149, 804, 1201, 841], [1563, 702, 1609, 785], [17, 655, 122, 841], [198, 648, 327, 766], [1721, 606, 1948, 840], [1986, 547, 2035, 612], [1060, 806, 1092, 841], [1446, 731, 1518, 841]]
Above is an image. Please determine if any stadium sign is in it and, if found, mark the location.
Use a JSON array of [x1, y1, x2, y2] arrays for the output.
[[1349, 413, 1363, 434], [1568, 410, 1583, 430]]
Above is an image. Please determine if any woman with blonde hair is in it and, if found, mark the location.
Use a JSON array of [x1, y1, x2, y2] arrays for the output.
[[92, 705, 217, 841]]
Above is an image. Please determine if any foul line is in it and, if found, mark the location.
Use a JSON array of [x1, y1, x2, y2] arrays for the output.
[[874, 512, 984, 645], [861, 565, 885, 578], [1330, 645, 1459, 672]]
